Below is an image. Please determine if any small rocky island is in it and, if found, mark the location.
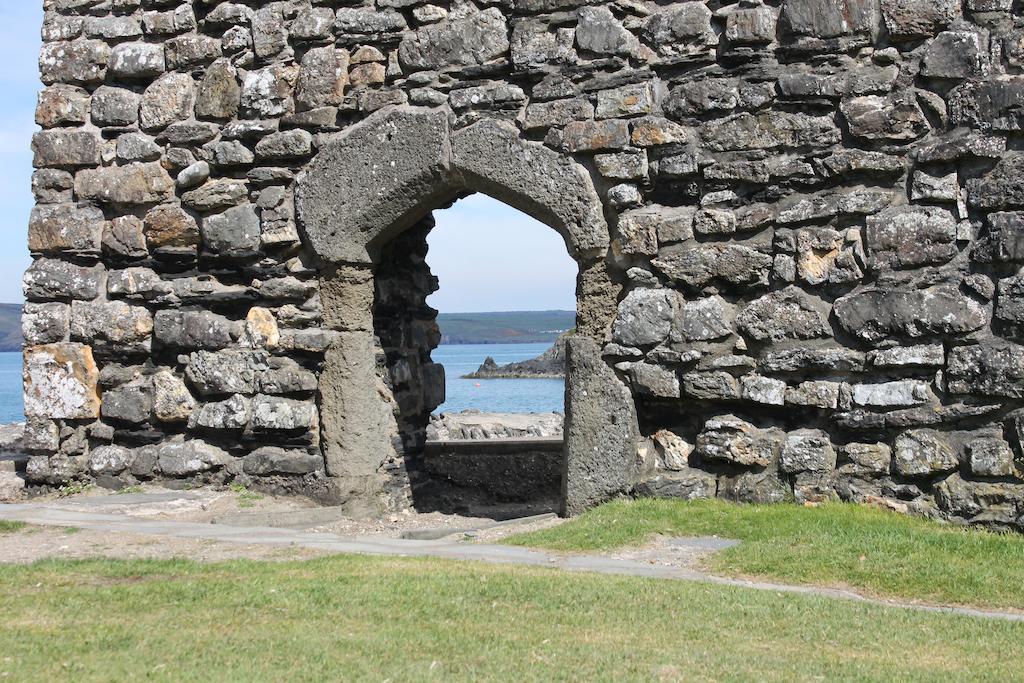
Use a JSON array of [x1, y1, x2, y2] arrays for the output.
[[462, 334, 568, 379]]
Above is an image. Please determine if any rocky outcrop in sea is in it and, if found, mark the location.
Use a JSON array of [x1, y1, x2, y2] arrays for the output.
[[463, 335, 568, 379]]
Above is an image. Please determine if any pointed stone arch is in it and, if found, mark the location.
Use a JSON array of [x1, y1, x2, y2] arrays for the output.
[[296, 106, 637, 515], [296, 107, 610, 266]]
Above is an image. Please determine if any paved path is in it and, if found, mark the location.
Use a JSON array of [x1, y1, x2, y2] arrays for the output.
[[1, 501, 1022, 623]]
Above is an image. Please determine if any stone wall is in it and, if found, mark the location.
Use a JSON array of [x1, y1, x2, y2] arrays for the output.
[[24, 0, 1024, 528]]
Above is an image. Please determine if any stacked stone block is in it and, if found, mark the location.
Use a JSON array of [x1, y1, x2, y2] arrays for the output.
[[23, 0, 1024, 528]]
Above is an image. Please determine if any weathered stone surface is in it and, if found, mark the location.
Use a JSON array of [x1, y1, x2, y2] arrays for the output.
[[633, 469, 716, 500], [251, 395, 317, 431], [157, 440, 227, 476], [196, 59, 240, 120], [151, 370, 196, 423], [182, 179, 249, 212], [89, 445, 133, 475], [202, 204, 261, 257], [32, 130, 101, 169], [612, 289, 676, 347], [641, 3, 714, 56], [255, 130, 313, 160], [967, 438, 1016, 478], [40, 40, 109, 85], [140, 73, 195, 130], [75, 163, 175, 206], [22, 303, 69, 345], [71, 301, 153, 353], [654, 243, 772, 291], [986, 212, 1024, 263], [673, 296, 735, 342], [24, 259, 102, 301], [922, 30, 989, 79], [36, 85, 89, 128], [719, 471, 789, 504], [779, 0, 877, 39], [563, 336, 639, 515], [785, 381, 840, 409], [511, 20, 576, 68], [399, 9, 507, 71], [629, 363, 680, 398], [781, 429, 837, 473], [737, 287, 831, 342], [155, 310, 236, 350], [893, 429, 958, 477], [696, 415, 780, 467], [935, 474, 1024, 521], [144, 204, 199, 250], [561, 120, 630, 152], [28, 203, 104, 255], [102, 380, 153, 424], [947, 342, 1024, 398], [575, 7, 643, 58], [193, 394, 250, 430], [866, 206, 957, 270], [240, 65, 297, 118], [296, 47, 347, 111], [243, 447, 322, 475], [881, 0, 958, 38], [701, 112, 841, 152], [109, 42, 165, 79], [968, 153, 1024, 209], [185, 349, 268, 396], [683, 371, 741, 401], [841, 95, 929, 141], [851, 380, 932, 407], [23, 343, 100, 419], [834, 284, 988, 343]]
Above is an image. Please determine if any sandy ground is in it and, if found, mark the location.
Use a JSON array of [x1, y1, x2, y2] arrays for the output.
[[0, 484, 576, 564], [0, 526, 326, 564]]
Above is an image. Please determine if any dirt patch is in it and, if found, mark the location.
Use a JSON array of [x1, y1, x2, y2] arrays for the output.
[[0, 525, 325, 564]]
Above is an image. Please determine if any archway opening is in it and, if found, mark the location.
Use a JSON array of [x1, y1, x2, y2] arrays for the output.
[[372, 194, 578, 518]]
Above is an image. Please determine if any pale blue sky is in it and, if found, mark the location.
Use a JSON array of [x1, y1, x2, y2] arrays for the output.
[[0, 3, 42, 303], [0, 4, 577, 312]]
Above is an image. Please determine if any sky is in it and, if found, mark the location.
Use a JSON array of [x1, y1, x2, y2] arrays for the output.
[[0, 3, 41, 304], [0, 4, 577, 313], [427, 195, 577, 313]]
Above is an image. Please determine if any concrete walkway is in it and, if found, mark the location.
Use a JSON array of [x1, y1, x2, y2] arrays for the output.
[[1, 501, 1022, 623]]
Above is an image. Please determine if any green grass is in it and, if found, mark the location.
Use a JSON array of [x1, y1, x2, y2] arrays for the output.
[[228, 483, 264, 508], [0, 555, 1021, 681], [506, 499, 1024, 610], [0, 521, 25, 534]]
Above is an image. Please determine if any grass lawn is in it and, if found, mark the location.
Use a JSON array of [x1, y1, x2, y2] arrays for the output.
[[0, 554, 1021, 681], [506, 499, 1024, 611]]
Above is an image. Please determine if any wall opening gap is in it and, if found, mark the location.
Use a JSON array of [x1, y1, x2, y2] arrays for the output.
[[372, 194, 577, 518]]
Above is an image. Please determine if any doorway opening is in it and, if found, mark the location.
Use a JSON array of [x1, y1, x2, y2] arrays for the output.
[[372, 195, 578, 517]]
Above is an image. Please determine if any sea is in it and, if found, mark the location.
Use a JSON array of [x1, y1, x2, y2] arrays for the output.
[[0, 344, 564, 424]]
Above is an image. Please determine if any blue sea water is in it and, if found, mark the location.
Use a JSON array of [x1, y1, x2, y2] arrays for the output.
[[0, 345, 562, 424], [432, 343, 565, 414], [0, 353, 23, 424]]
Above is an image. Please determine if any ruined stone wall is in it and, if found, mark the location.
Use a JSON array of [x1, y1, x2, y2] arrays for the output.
[[24, 0, 1024, 528]]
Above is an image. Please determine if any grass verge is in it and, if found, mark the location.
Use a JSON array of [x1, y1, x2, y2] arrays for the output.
[[0, 554, 1021, 681], [0, 521, 26, 534], [505, 498, 1024, 610]]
